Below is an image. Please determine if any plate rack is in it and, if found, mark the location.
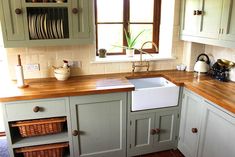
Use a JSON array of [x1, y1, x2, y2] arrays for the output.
[[27, 7, 69, 40]]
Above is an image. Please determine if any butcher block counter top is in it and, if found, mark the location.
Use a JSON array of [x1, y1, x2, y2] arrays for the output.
[[0, 70, 234, 114]]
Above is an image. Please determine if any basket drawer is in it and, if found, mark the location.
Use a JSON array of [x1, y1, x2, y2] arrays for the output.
[[15, 142, 69, 157], [5, 98, 68, 121], [11, 117, 66, 137]]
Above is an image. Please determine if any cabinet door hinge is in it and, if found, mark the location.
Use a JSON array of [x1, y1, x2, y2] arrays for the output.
[[182, 93, 185, 100], [130, 120, 132, 126], [177, 113, 180, 118], [129, 144, 132, 148]]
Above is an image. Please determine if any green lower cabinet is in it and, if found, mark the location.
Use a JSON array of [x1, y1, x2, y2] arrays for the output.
[[128, 110, 179, 157], [69, 93, 127, 157]]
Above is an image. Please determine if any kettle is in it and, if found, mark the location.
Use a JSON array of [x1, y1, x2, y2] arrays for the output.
[[194, 53, 210, 73]]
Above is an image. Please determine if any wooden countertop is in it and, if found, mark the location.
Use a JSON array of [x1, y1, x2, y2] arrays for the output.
[[0, 70, 234, 114]]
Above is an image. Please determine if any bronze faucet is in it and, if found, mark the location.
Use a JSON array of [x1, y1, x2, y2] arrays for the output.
[[132, 41, 158, 72]]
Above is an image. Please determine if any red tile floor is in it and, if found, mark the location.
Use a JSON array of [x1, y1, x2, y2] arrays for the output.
[[137, 149, 184, 157]]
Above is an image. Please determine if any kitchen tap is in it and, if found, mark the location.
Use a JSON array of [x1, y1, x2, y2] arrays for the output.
[[132, 41, 158, 72]]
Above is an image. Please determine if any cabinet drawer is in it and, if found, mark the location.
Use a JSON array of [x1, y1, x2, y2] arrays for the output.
[[5, 98, 68, 121]]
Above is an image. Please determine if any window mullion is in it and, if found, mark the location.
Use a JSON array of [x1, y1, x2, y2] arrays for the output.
[[123, 0, 130, 53]]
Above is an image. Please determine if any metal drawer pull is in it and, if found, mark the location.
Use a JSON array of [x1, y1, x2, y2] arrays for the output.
[[150, 129, 156, 135], [33, 106, 41, 113], [192, 128, 198, 133], [15, 8, 22, 15], [72, 130, 79, 136]]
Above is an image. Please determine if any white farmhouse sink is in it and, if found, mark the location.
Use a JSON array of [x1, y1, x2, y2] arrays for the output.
[[128, 77, 179, 111]]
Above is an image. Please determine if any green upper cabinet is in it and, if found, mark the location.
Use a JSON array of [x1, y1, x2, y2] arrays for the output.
[[220, 0, 235, 41], [198, 0, 223, 39], [181, 0, 223, 39], [180, 0, 235, 48], [0, 0, 25, 41], [0, 0, 94, 48], [71, 0, 93, 42], [180, 0, 201, 36]]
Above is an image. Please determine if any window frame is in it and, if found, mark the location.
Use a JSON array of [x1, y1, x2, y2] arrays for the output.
[[95, 0, 161, 56]]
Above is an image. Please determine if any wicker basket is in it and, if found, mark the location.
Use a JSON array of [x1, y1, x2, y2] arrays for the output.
[[11, 117, 66, 137], [15, 143, 69, 157]]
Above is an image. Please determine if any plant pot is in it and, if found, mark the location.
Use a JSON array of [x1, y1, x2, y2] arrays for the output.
[[126, 49, 134, 57]]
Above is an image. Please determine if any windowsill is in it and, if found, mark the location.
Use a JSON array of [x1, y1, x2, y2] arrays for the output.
[[91, 54, 177, 64]]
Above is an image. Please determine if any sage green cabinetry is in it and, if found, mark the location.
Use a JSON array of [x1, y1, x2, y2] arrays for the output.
[[127, 92, 181, 157], [1, 97, 72, 157], [0, 0, 94, 48], [69, 92, 127, 157], [178, 89, 203, 157], [1, 0, 25, 41], [180, 0, 235, 48], [197, 100, 235, 157], [220, 0, 235, 42], [178, 88, 235, 157]]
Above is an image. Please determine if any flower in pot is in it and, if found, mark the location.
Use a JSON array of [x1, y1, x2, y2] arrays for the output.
[[124, 29, 145, 57], [114, 29, 145, 57]]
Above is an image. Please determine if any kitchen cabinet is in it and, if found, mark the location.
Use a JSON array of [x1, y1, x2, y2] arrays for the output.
[[181, 0, 223, 39], [1, 97, 71, 157], [70, 92, 127, 157], [180, 0, 235, 48], [220, 0, 235, 42], [197, 100, 235, 157], [1, 0, 25, 41], [178, 89, 203, 157], [128, 108, 179, 156], [0, 0, 94, 48], [178, 88, 235, 157]]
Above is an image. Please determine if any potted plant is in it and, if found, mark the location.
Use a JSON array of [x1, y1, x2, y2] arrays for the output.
[[115, 29, 145, 57]]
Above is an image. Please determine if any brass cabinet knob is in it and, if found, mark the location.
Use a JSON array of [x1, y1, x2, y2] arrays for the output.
[[33, 106, 40, 113], [72, 8, 79, 14], [72, 130, 79, 136], [150, 129, 156, 135], [15, 8, 22, 15], [192, 128, 198, 133]]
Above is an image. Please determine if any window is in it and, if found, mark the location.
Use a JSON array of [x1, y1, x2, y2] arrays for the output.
[[95, 0, 161, 55]]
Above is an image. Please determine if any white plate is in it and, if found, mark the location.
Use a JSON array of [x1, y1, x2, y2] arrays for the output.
[[57, 19, 61, 38], [60, 19, 64, 38], [44, 14, 49, 39], [52, 20, 58, 39], [40, 14, 46, 39]]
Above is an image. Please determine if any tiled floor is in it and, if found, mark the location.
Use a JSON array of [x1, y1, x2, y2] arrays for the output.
[[137, 149, 184, 157]]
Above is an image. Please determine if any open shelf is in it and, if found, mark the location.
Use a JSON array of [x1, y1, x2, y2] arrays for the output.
[[12, 131, 69, 148]]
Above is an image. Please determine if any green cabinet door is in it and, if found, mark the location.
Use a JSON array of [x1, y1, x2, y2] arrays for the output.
[[154, 110, 178, 151], [71, 0, 93, 43], [128, 110, 179, 156], [178, 89, 203, 157], [180, 0, 201, 36], [1, 0, 25, 41], [198, 0, 223, 39], [220, 0, 235, 42], [129, 113, 155, 156], [70, 93, 127, 157]]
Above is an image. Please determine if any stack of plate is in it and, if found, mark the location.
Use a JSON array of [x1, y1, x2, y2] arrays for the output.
[[28, 13, 64, 40]]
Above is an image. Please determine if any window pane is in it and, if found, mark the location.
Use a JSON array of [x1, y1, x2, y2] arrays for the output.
[[97, 24, 123, 53], [129, 24, 153, 49], [97, 0, 123, 22], [130, 0, 154, 22]]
